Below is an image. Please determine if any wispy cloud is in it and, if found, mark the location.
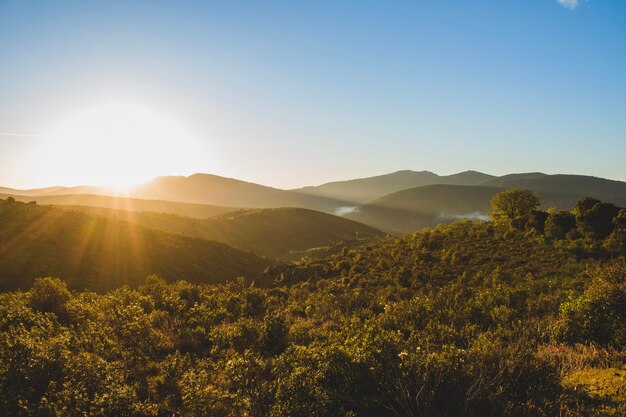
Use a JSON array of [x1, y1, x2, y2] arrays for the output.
[[556, 0, 579, 9]]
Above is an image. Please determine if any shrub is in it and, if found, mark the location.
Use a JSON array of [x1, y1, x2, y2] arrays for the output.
[[28, 277, 72, 319], [558, 264, 626, 347]]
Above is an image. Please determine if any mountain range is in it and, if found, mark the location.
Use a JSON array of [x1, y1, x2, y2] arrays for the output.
[[3, 170, 626, 234], [2, 169, 626, 289]]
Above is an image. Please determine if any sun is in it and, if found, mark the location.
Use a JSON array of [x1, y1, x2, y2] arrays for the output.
[[33, 101, 207, 189]]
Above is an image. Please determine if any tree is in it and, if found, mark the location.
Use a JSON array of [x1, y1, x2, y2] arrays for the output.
[[489, 189, 540, 226], [604, 209, 626, 256], [558, 263, 626, 347], [573, 197, 600, 217], [28, 277, 72, 318], [577, 202, 620, 240], [544, 211, 576, 240], [525, 210, 549, 234]]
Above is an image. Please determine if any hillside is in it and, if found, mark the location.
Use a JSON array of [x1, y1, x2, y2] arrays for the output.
[[2, 219, 622, 416], [56, 206, 384, 260], [0, 198, 269, 291], [0, 185, 107, 196], [345, 184, 497, 233], [346, 180, 625, 234], [295, 170, 495, 203], [0, 192, 237, 218], [129, 173, 349, 212], [480, 173, 626, 206]]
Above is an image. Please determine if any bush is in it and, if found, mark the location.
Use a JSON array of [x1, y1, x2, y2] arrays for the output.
[[558, 264, 626, 347], [28, 277, 72, 319], [545, 211, 576, 240]]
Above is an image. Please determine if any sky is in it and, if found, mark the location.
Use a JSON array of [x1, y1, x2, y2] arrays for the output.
[[0, 0, 625, 189]]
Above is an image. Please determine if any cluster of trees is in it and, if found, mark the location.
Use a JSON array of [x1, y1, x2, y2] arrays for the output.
[[490, 189, 626, 256], [1, 216, 624, 416]]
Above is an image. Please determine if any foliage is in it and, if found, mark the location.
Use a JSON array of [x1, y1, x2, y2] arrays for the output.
[[545, 211, 577, 240], [577, 203, 621, 240], [1, 195, 625, 416], [489, 188, 540, 225], [557, 264, 626, 347]]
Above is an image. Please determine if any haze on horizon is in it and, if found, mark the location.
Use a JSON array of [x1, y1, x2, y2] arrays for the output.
[[1, 0, 625, 189]]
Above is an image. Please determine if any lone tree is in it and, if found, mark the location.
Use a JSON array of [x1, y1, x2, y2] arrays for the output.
[[489, 188, 540, 226]]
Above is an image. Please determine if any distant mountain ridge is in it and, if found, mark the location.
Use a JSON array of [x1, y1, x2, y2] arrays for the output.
[[3, 170, 626, 235], [294, 170, 496, 203], [481, 173, 626, 203], [0, 193, 237, 218]]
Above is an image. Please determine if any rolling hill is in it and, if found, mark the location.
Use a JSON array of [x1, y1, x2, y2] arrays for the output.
[[128, 173, 349, 212], [345, 183, 604, 234], [0, 198, 270, 291], [0, 185, 107, 196], [4, 171, 626, 237], [346, 185, 499, 233], [2, 174, 351, 214], [0, 193, 237, 218], [55, 206, 384, 260], [480, 173, 626, 206], [295, 170, 496, 203]]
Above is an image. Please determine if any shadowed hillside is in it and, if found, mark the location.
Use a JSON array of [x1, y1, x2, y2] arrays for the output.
[[295, 170, 495, 203], [480, 173, 626, 206], [56, 206, 384, 260], [346, 185, 498, 233], [129, 173, 350, 212], [341, 173, 626, 234], [0, 198, 269, 291]]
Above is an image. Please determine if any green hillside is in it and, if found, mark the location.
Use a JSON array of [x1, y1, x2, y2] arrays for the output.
[[56, 206, 384, 260], [0, 198, 269, 291], [1, 217, 623, 416]]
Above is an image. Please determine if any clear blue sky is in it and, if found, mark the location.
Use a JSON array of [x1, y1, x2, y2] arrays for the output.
[[1, 0, 625, 188]]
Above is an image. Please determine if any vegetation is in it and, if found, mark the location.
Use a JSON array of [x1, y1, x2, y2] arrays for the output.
[[0, 205, 623, 415], [489, 188, 540, 224], [0, 190, 625, 416]]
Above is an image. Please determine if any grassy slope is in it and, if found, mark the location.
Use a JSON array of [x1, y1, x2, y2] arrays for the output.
[[0, 199, 269, 291]]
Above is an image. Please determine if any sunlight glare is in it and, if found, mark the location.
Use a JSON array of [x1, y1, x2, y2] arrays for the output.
[[34, 101, 208, 189]]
